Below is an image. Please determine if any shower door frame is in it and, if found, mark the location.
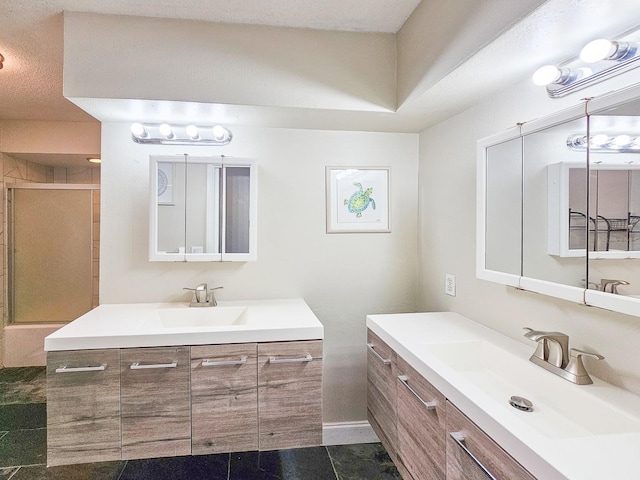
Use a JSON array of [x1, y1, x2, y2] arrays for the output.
[[6, 183, 100, 326]]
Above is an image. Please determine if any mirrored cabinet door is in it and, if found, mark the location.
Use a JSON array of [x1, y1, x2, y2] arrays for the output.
[[149, 155, 257, 262]]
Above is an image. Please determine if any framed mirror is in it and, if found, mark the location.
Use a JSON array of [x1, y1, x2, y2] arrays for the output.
[[149, 155, 257, 262]]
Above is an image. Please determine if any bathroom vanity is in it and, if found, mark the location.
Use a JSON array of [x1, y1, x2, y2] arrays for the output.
[[44, 299, 323, 467], [367, 312, 640, 480]]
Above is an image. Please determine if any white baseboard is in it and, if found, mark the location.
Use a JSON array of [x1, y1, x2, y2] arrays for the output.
[[322, 421, 379, 446]]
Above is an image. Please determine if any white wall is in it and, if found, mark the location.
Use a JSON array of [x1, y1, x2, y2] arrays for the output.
[[100, 123, 419, 423], [418, 69, 640, 396]]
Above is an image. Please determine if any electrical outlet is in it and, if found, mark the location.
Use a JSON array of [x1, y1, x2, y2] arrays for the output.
[[445, 274, 456, 296]]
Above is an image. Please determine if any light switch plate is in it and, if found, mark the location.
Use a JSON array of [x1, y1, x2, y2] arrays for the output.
[[445, 274, 456, 296]]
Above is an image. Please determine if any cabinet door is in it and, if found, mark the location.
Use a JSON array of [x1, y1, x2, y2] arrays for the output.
[[47, 349, 121, 466], [258, 340, 323, 450], [120, 347, 191, 460], [366, 329, 397, 461], [191, 343, 258, 454], [446, 401, 535, 480], [396, 355, 446, 480]]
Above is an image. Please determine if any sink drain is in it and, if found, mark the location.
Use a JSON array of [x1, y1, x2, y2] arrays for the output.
[[509, 396, 533, 412]]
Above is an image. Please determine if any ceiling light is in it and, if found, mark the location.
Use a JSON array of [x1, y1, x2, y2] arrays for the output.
[[87, 157, 101, 164]]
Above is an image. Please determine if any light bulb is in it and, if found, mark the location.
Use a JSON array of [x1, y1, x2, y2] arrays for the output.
[[159, 123, 173, 139], [532, 65, 561, 86], [612, 134, 632, 147], [185, 125, 199, 139], [590, 134, 610, 146], [580, 39, 616, 63], [131, 123, 147, 138], [212, 125, 227, 141]]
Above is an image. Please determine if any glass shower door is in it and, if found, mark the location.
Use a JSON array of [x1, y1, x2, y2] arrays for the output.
[[10, 187, 94, 324]]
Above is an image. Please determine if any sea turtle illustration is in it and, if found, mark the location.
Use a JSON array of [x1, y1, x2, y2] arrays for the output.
[[344, 182, 376, 217]]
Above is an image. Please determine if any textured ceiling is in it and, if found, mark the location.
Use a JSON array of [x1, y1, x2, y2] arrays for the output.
[[0, 0, 420, 122]]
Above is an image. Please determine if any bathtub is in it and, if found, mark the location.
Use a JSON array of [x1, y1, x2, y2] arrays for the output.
[[3, 323, 66, 367]]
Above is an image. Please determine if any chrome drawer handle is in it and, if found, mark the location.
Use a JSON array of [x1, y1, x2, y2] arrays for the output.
[[202, 356, 247, 367], [450, 432, 497, 480], [366, 343, 392, 365], [130, 361, 177, 370], [55, 364, 106, 373], [268, 354, 313, 364], [398, 375, 436, 410]]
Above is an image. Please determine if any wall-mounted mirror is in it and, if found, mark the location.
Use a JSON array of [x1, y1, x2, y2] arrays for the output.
[[478, 82, 640, 318], [149, 155, 257, 262]]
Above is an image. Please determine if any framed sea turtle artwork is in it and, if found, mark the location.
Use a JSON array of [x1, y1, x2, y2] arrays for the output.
[[325, 167, 390, 233]]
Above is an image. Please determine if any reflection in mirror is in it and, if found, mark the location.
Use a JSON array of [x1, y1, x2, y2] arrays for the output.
[[523, 116, 587, 288], [586, 106, 640, 297], [157, 161, 187, 254], [485, 137, 522, 276]]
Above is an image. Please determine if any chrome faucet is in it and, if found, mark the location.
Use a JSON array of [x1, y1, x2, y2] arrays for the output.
[[183, 283, 223, 307], [600, 279, 630, 295], [523, 328, 603, 385]]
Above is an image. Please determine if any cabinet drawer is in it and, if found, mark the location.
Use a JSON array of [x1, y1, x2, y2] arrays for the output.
[[191, 343, 258, 454], [120, 347, 191, 460], [446, 401, 535, 480], [47, 349, 121, 466], [367, 329, 397, 460], [258, 340, 323, 450], [396, 355, 446, 480]]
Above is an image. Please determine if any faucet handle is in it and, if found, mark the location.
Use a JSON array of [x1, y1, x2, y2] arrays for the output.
[[564, 348, 604, 384]]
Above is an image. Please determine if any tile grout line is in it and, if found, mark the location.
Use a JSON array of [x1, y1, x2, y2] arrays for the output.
[[325, 446, 341, 480], [227, 452, 231, 480]]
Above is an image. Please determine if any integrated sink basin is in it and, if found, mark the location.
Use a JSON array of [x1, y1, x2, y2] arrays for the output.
[[142, 306, 248, 329], [420, 340, 640, 438]]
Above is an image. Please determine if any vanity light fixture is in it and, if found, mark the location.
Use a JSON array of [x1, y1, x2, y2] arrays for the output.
[[130, 123, 233, 146], [533, 27, 640, 98], [566, 133, 640, 153]]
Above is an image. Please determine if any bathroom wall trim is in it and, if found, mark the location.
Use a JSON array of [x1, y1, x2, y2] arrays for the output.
[[322, 421, 378, 446]]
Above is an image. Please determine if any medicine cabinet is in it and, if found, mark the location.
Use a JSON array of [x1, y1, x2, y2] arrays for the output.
[[149, 155, 257, 262], [478, 82, 640, 318]]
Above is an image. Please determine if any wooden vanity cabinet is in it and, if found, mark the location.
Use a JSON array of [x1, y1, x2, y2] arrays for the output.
[[366, 330, 398, 461], [258, 340, 323, 450], [120, 346, 191, 460], [396, 355, 446, 480], [446, 401, 535, 480], [46, 349, 121, 466], [191, 343, 258, 454]]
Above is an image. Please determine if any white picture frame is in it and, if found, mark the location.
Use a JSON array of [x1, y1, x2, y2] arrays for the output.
[[326, 166, 390, 233]]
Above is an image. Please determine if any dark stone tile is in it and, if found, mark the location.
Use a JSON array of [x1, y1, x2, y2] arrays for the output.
[[0, 404, 46, 430], [230, 447, 337, 480], [119, 454, 229, 480], [0, 368, 46, 406], [9, 461, 125, 480], [0, 429, 46, 468], [327, 443, 401, 480], [0, 467, 19, 479]]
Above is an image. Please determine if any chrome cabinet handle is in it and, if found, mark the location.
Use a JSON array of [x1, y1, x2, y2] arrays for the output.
[[268, 354, 313, 364], [202, 356, 247, 367], [366, 343, 391, 365], [398, 375, 436, 409], [450, 432, 497, 480], [130, 361, 177, 370], [55, 364, 106, 373]]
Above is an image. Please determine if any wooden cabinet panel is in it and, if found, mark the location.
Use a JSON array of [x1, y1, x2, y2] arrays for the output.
[[258, 340, 323, 450], [366, 330, 397, 461], [46, 349, 121, 466], [191, 343, 258, 454], [120, 347, 191, 460], [396, 355, 446, 480], [446, 401, 535, 480]]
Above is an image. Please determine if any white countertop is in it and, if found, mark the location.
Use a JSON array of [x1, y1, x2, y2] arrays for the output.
[[45, 299, 324, 351], [367, 312, 640, 480]]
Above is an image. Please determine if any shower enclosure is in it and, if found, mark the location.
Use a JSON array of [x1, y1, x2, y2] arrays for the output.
[[4, 184, 99, 365]]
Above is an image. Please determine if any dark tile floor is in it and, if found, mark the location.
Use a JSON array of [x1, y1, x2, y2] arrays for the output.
[[0, 367, 401, 480]]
